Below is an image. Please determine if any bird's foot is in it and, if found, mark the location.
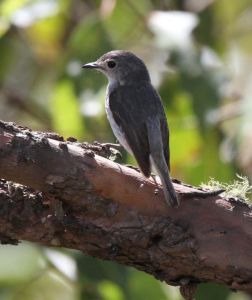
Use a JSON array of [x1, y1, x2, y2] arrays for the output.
[[100, 142, 122, 151], [92, 142, 122, 161]]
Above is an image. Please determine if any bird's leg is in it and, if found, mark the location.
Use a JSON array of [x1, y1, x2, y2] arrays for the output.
[[149, 173, 162, 196], [150, 173, 159, 185]]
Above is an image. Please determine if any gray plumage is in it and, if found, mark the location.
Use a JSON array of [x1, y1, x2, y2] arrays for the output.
[[82, 50, 179, 207]]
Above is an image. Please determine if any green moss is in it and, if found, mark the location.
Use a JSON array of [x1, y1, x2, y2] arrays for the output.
[[201, 175, 252, 203]]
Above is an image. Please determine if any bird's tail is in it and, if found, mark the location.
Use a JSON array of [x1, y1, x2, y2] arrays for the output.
[[147, 120, 179, 208]]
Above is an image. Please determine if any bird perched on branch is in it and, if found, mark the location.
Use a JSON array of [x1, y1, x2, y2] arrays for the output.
[[82, 50, 179, 207]]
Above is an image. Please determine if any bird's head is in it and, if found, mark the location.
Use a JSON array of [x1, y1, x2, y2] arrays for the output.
[[82, 50, 150, 85]]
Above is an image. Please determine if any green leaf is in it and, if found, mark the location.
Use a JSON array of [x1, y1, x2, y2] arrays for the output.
[[167, 93, 201, 168], [98, 281, 125, 300], [128, 270, 168, 300], [196, 283, 230, 300], [51, 80, 85, 139]]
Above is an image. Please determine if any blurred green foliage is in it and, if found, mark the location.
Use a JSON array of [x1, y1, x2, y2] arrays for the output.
[[0, 0, 252, 299]]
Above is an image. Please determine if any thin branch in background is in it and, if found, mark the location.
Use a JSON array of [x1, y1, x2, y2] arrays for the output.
[[2, 90, 52, 129]]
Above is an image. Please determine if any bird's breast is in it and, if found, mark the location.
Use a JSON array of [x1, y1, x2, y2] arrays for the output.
[[105, 94, 132, 154]]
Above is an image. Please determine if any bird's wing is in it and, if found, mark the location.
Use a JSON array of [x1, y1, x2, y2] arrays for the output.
[[108, 84, 169, 177]]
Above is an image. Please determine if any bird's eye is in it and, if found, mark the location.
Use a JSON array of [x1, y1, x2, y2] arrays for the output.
[[107, 60, 116, 68]]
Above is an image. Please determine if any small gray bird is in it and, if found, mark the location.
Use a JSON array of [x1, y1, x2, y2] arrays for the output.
[[82, 50, 179, 207]]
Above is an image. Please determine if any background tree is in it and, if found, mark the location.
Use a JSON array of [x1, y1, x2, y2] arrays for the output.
[[0, 0, 251, 299]]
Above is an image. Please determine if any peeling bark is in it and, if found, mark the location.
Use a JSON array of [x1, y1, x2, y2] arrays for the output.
[[0, 120, 252, 297]]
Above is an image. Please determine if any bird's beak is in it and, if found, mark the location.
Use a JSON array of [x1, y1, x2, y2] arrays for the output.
[[82, 62, 100, 69]]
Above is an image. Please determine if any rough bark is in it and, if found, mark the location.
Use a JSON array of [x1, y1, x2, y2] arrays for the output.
[[0, 120, 252, 296]]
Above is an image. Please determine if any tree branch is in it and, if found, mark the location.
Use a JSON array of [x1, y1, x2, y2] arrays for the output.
[[0, 120, 252, 296]]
